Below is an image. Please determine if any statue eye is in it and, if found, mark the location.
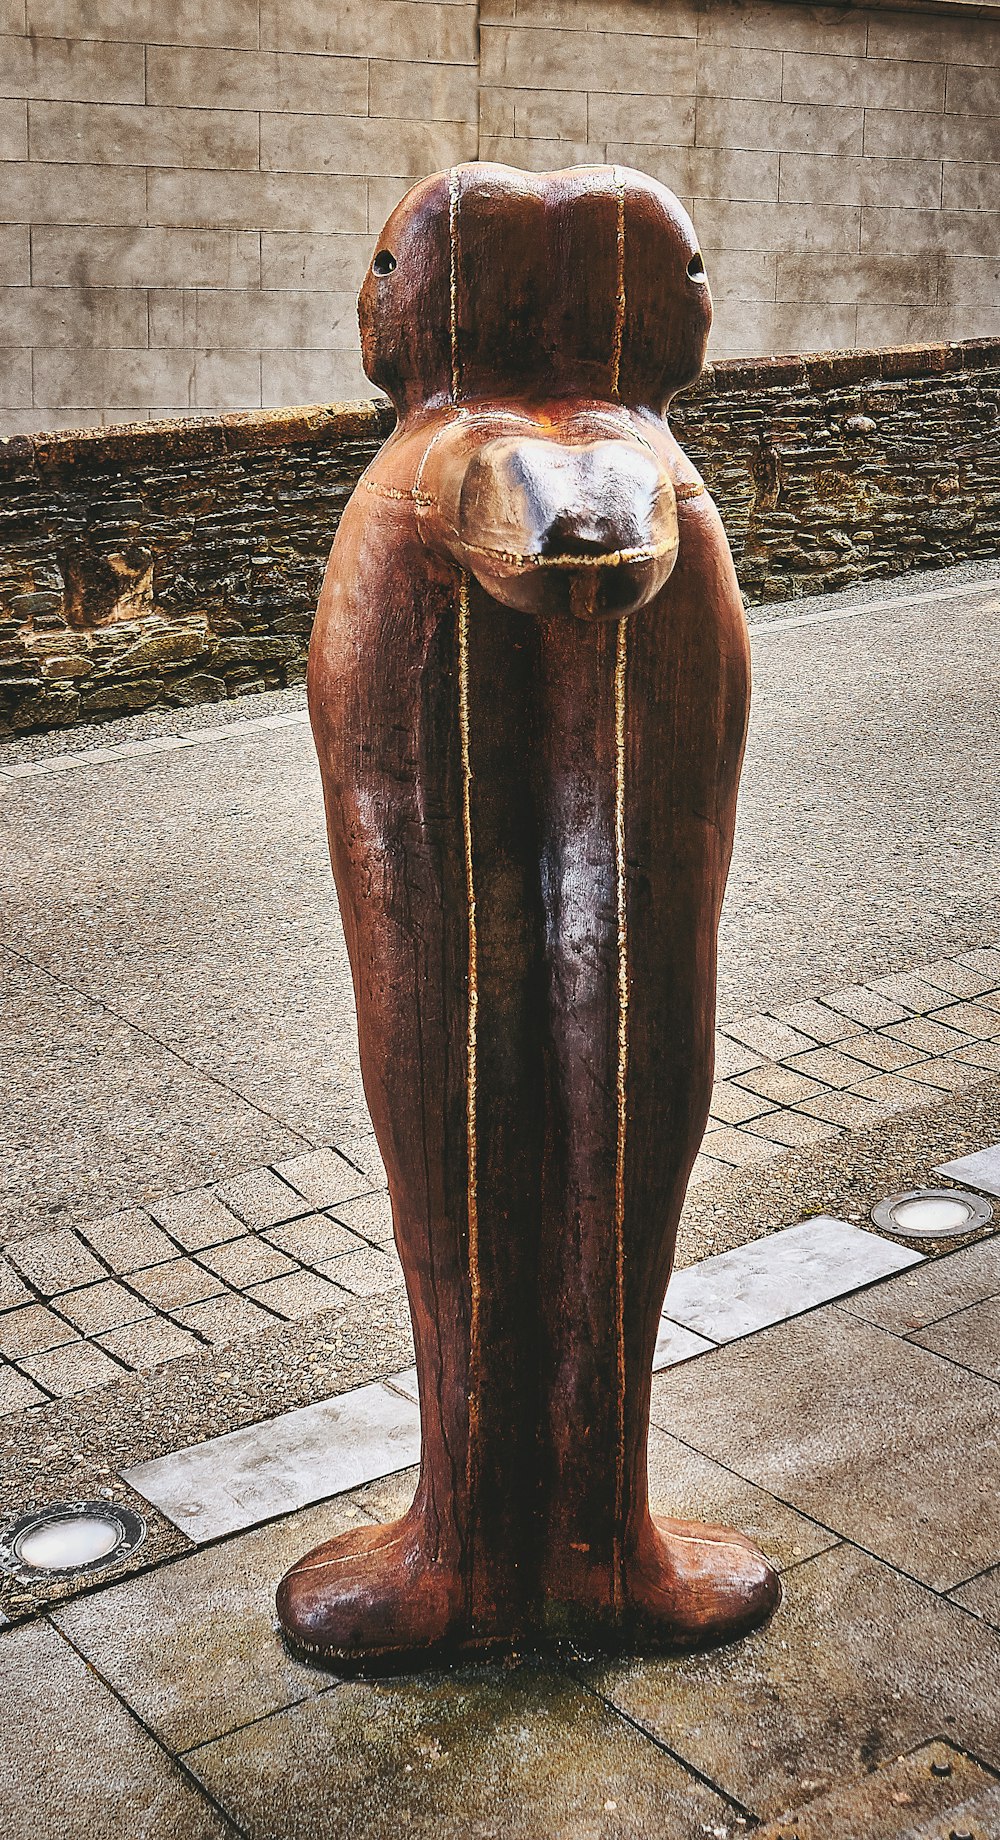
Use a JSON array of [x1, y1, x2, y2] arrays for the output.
[[372, 249, 397, 276], [687, 251, 707, 281]]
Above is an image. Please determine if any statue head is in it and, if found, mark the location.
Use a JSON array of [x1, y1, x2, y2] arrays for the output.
[[358, 164, 711, 620]]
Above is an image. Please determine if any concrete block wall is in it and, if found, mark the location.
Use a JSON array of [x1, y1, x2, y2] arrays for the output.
[[0, 0, 478, 432], [2, 0, 999, 433], [480, 0, 1000, 360]]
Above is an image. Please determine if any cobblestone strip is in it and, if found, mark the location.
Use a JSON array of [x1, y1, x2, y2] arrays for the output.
[[3, 945, 999, 1416], [0, 1135, 400, 1415], [696, 943, 1000, 1187], [0, 709, 309, 779]]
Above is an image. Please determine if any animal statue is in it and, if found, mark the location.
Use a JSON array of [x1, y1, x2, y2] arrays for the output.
[[277, 163, 779, 1667]]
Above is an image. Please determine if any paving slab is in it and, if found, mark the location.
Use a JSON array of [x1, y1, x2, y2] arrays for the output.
[[55, 1277, 153, 1333], [54, 1496, 369, 1753], [753, 1740, 1000, 1840], [910, 1293, 1000, 1381], [589, 1542, 1000, 1823], [147, 1189, 246, 1251], [274, 1147, 373, 1208], [651, 1317, 716, 1371], [937, 1142, 1000, 1197], [124, 1380, 422, 1542], [950, 1564, 1000, 1624], [652, 1306, 1000, 1590], [661, 1217, 922, 1344], [0, 947, 302, 1241], [841, 1235, 1000, 1333], [79, 1207, 178, 1272], [0, 1301, 77, 1358], [0, 1619, 231, 1840], [187, 1663, 735, 1840], [646, 1424, 836, 1574]]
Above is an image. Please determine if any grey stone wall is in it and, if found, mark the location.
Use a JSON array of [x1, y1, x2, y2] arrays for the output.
[[2, 0, 1000, 435], [1, 339, 997, 736]]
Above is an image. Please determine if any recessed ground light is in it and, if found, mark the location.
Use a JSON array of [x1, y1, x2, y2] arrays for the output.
[[871, 1187, 993, 1241], [0, 1499, 146, 1583]]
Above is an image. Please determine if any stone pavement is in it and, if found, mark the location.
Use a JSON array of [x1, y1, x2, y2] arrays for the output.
[[3, 558, 1000, 1835]]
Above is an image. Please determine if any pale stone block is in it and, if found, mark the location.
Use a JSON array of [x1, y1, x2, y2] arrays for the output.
[[191, 349, 262, 407], [260, 0, 478, 65], [367, 174, 414, 233], [701, 247, 777, 301], [31, 224, 261, 289], [781, 51, 944, 114], [26, 0, 259, 49], [709, 297, 858, 356], [0, 158, 145, 225], [867, 12, 1000, 70], [947, 61, 1000, 116], [1, 221, 29, 284], [148, 169, 368, 233], [862, 204, 1000, 256], [0, 33, 145, 102], [697, 43, 782, 102], [261, 231, 371, 292], [864, 108, 999, 162], [1, 406, 92, 432], [0, 97, 27, 159], [512, 0, 698, 30], [0, 348, 31, 407], [147, 287, 195, 348], [369, 58, 477, 123], [696, 96, 864, 156], [31, 347, 194, 409], [697, 0, 867, 57], [940, 253, 1000, 304], [942, 161, 1000, 211], [193, 287, 360, 351], [608, 143, 778, 204], [29, 99, 259, 170], [587, 91, 695, 148], [942, 302, 1000, 339], [481, 24, 697, 96], [478, 133, 604, 172], [261, 346, 370, 408], [147, 48, 368, 117], [692, 198, 862, 257], [261, 110, 476, 177], [0, 0, 25, 28], [0, 284, 147, 347], [513, 88, 588, 141], [479, 87, 515, 137], [855, 299, 955, 342], [776, 251, 940, 306], [778, 152, 944, 210], [480, 0, 514, 18]]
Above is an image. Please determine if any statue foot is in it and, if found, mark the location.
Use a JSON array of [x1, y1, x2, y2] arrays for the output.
[[620, 1511, 781, 1651], [275, 1511, 507, 1671]]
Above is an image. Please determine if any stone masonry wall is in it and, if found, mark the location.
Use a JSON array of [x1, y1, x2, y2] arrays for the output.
[[2, 0, 1000, 436], [1, 339, 997, 736]]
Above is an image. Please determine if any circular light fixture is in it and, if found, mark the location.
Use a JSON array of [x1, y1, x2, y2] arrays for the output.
[[0, 1499, 146, 1583], [871, 1187, 993, 1241]]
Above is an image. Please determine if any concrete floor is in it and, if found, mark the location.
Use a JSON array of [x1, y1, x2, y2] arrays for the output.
[[3, 559, 1000, 1836]]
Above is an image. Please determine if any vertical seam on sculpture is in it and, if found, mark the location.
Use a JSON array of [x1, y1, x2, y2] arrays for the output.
[[448, 167, 461, 403], [458, 570, 481, 1557], [613, 612, 629, 1613], [610, 165, 626, 402]]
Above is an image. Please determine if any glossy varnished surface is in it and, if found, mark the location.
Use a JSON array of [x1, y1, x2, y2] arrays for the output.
[[278, 164, 778, 1664]]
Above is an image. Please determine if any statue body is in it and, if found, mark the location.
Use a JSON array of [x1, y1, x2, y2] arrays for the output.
[[278, 164, 779, 1666]]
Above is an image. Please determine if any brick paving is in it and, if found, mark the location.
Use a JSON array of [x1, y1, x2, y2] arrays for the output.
[[2, 942, 999, 1414]]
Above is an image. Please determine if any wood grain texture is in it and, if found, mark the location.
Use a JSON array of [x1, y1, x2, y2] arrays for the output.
[[277, 163, 780, 1666]]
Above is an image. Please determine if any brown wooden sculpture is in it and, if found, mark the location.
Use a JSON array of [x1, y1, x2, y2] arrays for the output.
[[277, 164, 780, 1667]]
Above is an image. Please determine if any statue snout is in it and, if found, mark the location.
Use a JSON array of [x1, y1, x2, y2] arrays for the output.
[[417, 415, 679, 621]]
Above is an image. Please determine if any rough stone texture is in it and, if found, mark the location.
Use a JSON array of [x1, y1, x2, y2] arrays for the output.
[[2, 344, 998, 734], [0, 401, 392, 733]]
